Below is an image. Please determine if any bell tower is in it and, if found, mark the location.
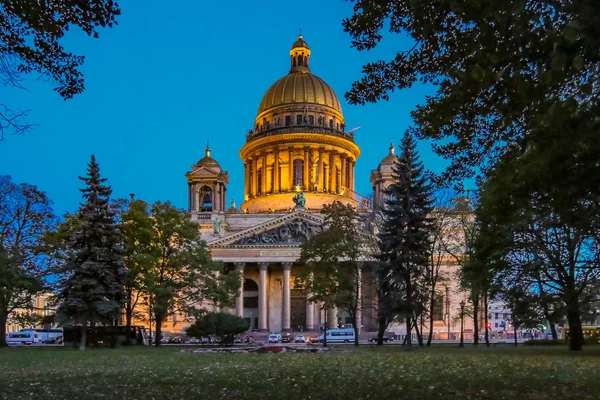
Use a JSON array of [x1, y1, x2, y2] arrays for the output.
[[370, 142, 397, 208], [185, 145, 229, 221]]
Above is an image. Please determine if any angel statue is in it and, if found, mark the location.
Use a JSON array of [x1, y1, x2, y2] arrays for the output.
[[213, 219, 222, 235], [292, 192, 306, 209]]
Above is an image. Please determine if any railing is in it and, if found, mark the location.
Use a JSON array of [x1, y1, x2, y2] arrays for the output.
[[342, 188, 373, 211], [246, 125, 355, 143]]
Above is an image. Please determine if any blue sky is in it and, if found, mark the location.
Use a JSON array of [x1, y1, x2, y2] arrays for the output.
[[1, 0, 445, 216]]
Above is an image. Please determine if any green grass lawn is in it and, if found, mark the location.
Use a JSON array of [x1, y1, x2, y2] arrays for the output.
[[1, 345, 599, 399]]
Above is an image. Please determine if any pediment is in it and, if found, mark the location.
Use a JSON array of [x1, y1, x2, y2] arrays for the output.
[[187, 166, 221, 177], [208, 210, 324, 248]]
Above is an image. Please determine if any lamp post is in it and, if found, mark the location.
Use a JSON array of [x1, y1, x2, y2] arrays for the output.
[[459, 300, 465, 348]]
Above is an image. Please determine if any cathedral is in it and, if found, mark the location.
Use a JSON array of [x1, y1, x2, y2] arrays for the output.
[[185, 35, 473, 338]]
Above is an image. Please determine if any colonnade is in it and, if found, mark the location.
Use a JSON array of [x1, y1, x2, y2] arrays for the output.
[[233, 262, 345, 332], [243, 147, 356, 198]]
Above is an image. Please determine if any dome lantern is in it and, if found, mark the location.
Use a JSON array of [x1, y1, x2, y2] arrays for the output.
[[290, 34, 311, 72]]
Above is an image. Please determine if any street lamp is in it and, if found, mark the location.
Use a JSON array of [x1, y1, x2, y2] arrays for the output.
[[459, 300, 465, 348]]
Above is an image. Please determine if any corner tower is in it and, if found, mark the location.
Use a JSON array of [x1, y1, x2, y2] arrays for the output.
[[186, 145, 229, 220], [240, 35, 361, 213]]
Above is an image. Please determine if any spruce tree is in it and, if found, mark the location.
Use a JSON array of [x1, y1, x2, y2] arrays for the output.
[[54, 155, 125, 350], [378, 132, 434, 346]]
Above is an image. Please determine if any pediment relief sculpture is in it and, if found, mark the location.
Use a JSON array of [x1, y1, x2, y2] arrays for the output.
[[232, 218, 323, 246]]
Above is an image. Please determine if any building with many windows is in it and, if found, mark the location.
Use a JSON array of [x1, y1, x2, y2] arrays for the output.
[[181, 35, 477, 338]]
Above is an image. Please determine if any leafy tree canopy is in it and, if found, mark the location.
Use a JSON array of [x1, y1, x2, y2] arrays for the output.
[[186, 312, 249, 346]]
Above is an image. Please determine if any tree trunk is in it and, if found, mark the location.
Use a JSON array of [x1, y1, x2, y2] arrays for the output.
[[484, 293, 490, 347], [472, 294, 480, 346], [351, 309, 359, 346], [79, 324, 87, 351], [405, 316, 412, 347], [513, 322, 518, 347], [427, 291, 434, 347], [154, 313, 163, 348], [549, 320, 558, 340], [0, 310, 8, 347], [376, 315, 386, 346], [413, 317, 423, 346], [565, 292, 584, 351], [125, 301, 133, 346]]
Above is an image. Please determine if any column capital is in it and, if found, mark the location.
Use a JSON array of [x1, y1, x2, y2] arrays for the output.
[[234, 262, 245, 271], [318, 147, 325, 153], [258, 262, 269, 271], [282, 262, 293, 271]]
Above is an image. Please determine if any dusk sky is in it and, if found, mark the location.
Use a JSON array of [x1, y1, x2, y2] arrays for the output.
[[1, 0, 444, 216]]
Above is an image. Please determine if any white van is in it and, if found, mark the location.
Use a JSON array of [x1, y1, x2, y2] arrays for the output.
[[268, 333, 282, 343], [21, 328, 63, 344], [317, 328, 355, 343], [6, 331, 39, 346]]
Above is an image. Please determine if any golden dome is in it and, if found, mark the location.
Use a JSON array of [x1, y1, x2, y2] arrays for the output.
[[196, 145, 221, 170], [257, 72, 342, 115], [378, 142, 397, 170]]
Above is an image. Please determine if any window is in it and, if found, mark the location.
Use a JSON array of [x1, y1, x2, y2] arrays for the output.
[[293, 56, 297, 68], [495, 322, 498, 328], [285, 116, 291, 126], [345, 162, 350, 187], [432, 292, 444, 321], [329, 119, 334, 128], [298, 55, 303, 66], [495, 313, 498, 319], [293, 159, 304, 187], [257, 168, 263, 194], [308, 115, 314, 125], [296, 115, 303, 125]]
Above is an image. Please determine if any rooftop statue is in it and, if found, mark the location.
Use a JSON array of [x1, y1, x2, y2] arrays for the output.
[[293, 192, 306, 208]]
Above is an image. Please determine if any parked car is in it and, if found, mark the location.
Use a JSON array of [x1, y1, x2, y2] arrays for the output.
[[160, 337, 169, 344], [309, 336, 319, 344], [368, 337, 393, 343], [189, 338, 200, 344], [234, 337, 242, 344], [294, 335, 305, 343], [282, 335, 292, 343], [268, 333, 282, 343]]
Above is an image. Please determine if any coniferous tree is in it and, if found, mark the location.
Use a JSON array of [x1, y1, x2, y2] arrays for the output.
[[54, 155, 126, 351], [378, 132, 434, 346]]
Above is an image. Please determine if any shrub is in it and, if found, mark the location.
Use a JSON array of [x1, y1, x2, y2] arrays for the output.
[[186, 312, 249, 346], [523, 339, 565, 346]]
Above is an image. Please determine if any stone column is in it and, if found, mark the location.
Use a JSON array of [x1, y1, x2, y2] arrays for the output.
[[282, 263, 292, 332], [336, 158, 342, 195], [258, 262, 268, 331], [303, 146, 310, 191], [317, 148, 324, 192], [251, 157, 257, 197], [328, 152, 335, 193], [196, 188, 200, 212], [341, 155, 347, 190], [261, 152, 267, 195], [222, 185, 226, 211], [244, 162, 250, 198], [234, 263, 245, 318], [350, 160, 355, 191], [273, 149, 280, 193], [327, 307, 337, 329], [288, 147, 294, 190]]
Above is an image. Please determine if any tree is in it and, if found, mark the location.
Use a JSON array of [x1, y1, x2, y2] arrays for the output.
[[0, 176, 56, 347], [343, 1, 600, 189], [120, 197, 155, 345], [144, 201, 240, 347], [475, 149, 600, 351], [185, 312, 249, 346], [53, 155, 126, 351], [298, 201, 367, 346], [378, 132, 434, 347], [0, 1, 120, 140]]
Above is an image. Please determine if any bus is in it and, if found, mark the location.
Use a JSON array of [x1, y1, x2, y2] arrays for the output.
[[6, 331, 39, 346], [317, 328, 356, 343], [21, 328, 63, 344]]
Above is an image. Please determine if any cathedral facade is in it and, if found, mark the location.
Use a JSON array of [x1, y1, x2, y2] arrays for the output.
[[185, 36, 474, 338]]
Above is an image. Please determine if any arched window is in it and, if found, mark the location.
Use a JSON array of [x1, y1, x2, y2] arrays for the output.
[[199, 186, 213, 212], [293, 56, 297, 68], [298, 54, 303, 66], [432, 292, 444, 321], [293, 159, 304, 187], [243, 279, 259, 309]]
